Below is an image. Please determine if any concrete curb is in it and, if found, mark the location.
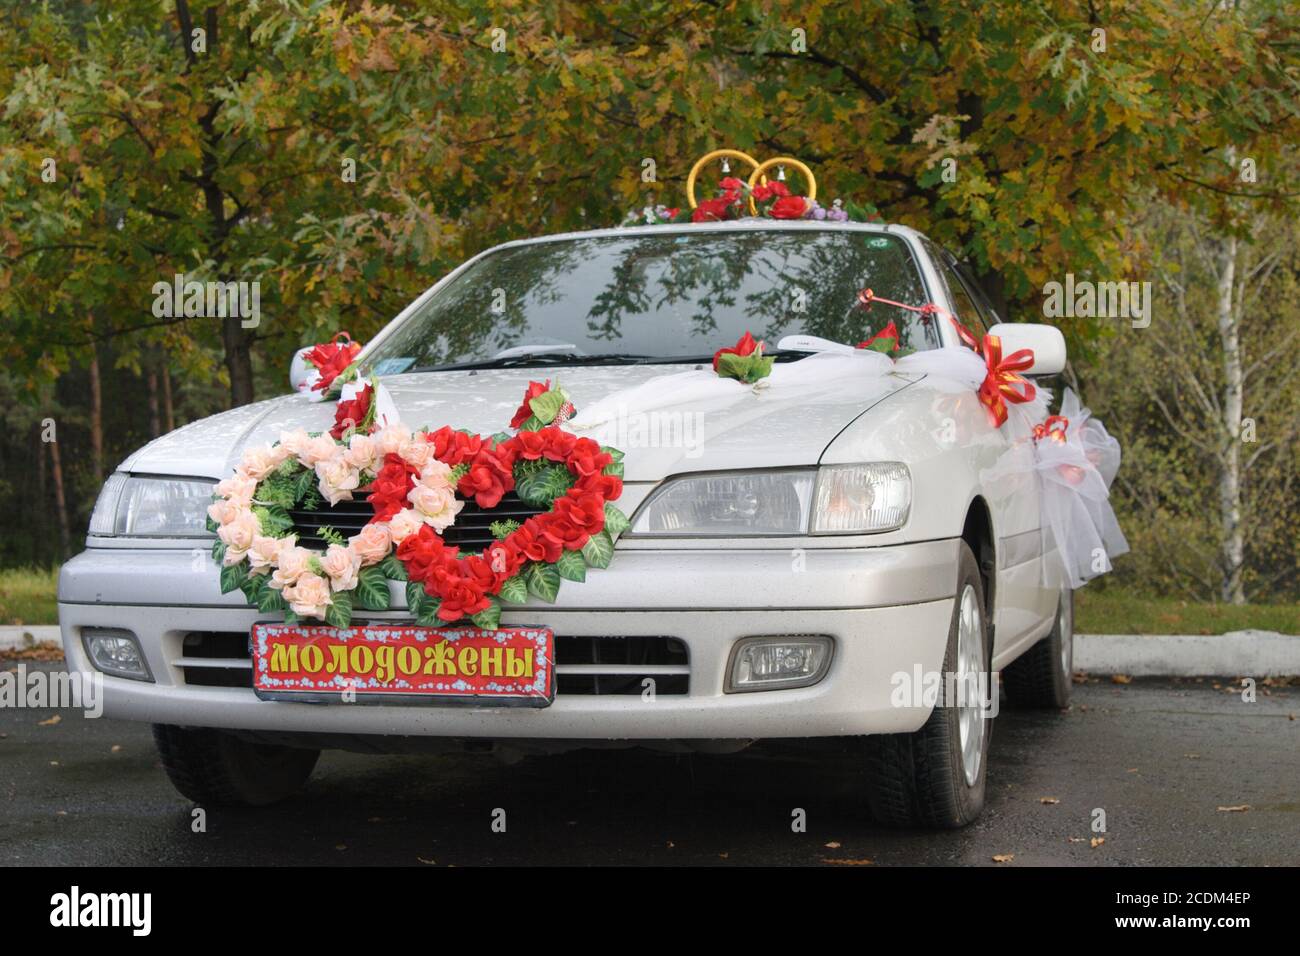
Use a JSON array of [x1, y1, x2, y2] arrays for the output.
[[4, 626, 1298, 675], [1075, 630, 1300, 677]]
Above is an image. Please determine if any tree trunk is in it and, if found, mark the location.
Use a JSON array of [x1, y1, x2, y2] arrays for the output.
[[88, 345, 104, 481], [1215, 234, 1245, 604], [147, 367, 162, 437], [222, 316, 256, 407], [161, 359, 176, 431], [49, 435, 71, 560]]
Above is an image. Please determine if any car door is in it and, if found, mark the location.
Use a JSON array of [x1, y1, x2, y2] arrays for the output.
[[930, 248, 1056, 655]]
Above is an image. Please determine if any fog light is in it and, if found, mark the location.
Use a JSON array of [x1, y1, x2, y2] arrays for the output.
[[82, 629, 152, 681], [726, 635, 833, 692]]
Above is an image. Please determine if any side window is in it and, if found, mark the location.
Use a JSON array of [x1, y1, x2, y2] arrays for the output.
[[954, 261, 1003, 328], [938, 256, 987, 333]]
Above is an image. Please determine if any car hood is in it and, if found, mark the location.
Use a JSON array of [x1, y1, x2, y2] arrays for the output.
[[120, 365, 919, 482]]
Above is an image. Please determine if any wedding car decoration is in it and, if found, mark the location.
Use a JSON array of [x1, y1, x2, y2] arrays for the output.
[[208, 381, 629, 631], [713, 331, 775, 384], [624, 148, 883, 226], [290, 331, 363, 398]]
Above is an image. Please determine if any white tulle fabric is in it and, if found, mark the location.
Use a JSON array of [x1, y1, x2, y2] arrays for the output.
[[569, 347, 1125, 589], [1032, 388, 1129, 587]]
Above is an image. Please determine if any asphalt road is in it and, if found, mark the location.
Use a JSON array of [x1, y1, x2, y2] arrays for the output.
[[2, 662, 1296, 866]]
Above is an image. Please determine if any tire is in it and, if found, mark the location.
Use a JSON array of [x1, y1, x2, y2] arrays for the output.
[[1003, 589, 1074, 709], [863, 542, 993, 828], [152, 724, 319, 807]]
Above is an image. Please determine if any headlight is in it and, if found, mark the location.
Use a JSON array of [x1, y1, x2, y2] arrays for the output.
[[628, 464, 910, 537], [89, 474, 216, 537], [811, 463, 911, 534], [629, 469, 816, 536]]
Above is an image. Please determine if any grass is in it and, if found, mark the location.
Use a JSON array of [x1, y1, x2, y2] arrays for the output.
[[1, 566, 1296, 635], [1075, 587, 1300, 636], [0, 567, 59, 626]]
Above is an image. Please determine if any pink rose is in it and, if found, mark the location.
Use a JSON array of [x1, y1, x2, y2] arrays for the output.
[[315, 456, 360, 505], [418, 458, 454, 490], [237, 446, 281, 481], [386, 508, 424, 544], [400, 437, 436, 470], [247, 534, 291, 573], [375, 424, 413, 457], [321, 543, 361, 592], [214, 474, 257, 506], [279, 428, 313, 460], [282, 571, 332, 618], [217, 508, 261, 564], [270, 545, 313, 590], [300, 434, 342, 467], [407, 482, 463, 532], [207, 498, 242, 526], [345, 433, 381, 473], [348, 522, 391, 566]]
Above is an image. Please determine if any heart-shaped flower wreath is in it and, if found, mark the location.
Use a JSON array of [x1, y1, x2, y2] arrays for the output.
[[206, 382, 627, 631]]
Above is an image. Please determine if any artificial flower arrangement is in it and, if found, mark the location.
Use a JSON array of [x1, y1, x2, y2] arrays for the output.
[[207, 380, 628, 632], [626, 179, 883, 227]]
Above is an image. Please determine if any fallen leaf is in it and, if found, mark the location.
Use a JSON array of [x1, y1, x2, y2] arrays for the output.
[[1216, 805, 1250, 813], [367, 817, 383, 823], [824, 841, 842, 849], [1091, 837, 1105, 848], [1184, 753, 1200, 759], [666, 841, 674, 848], [417, 857, 436, 865], [718, 852, 729, 859], [1111, 674, 1132, 685], [1126, 768, 1139, 773], [823, 858, 873, 866], [1039, 797, 1060, 805], [38, 715, 61, 727], [55, 810, 67, 816], [1067, 837, 1087, 843], [111, 745, 122, 753], [335, 844, 347, 851], [992, 853, 1015, 863]]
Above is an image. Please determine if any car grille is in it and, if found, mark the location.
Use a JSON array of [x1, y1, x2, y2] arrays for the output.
[[289, 490, 546, 552], [175, 632, 690, 696]]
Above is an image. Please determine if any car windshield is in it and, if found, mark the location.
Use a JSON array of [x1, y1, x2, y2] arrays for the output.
[[365, 228, 940, 372]]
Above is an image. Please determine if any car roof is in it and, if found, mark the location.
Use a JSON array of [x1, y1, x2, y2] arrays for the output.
[[485, 217, 930, 252]]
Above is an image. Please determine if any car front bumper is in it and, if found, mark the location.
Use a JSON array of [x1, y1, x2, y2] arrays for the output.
[[58, 540, 958, 741]]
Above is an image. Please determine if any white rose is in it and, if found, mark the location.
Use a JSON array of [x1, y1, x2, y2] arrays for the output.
[[345, 433, 381, 473], [418, 458, 455, 491], [270, 545, 313, 590], [207, 498, 242, 527], [247, 534, 291, 573], [300, 434, 342, 467], [349, 522, 392, 566], [376, 424, 413, 457], [279, 427, 313, 460], [214, 474, 258, 506], [237, 446, 281, 481]]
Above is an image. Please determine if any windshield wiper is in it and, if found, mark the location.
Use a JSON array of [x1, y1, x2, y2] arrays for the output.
[[410, 352, 662, 373]]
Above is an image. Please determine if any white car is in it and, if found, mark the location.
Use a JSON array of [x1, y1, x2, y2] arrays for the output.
[[59, 219, 1076, 827]]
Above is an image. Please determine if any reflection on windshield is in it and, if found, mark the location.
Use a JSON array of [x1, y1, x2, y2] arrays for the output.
[[366, 229, 939, 370]]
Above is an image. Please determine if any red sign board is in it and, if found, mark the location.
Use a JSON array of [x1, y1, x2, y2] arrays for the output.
[[250, 622, 555, 706]]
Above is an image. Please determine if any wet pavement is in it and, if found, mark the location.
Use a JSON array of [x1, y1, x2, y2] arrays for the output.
[[2, 663, 1296, 866]]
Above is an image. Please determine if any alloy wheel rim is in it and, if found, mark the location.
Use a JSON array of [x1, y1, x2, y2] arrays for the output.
[[955, 583, 986, 787]]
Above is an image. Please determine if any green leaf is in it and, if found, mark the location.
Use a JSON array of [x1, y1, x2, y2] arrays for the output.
[[378, 554, 407, 581], [238, 571, 266, 605], [414, 597, 443, 628], [470, 598, 502, 631], [498, 574, 528, 604], [293, 467, 317, 503], [517, 414, 545, 432], [489, 518, 522, 539], [603, 503, 630, 538], [254, 505, 295, 536], [257, 584, 287, 613], [219, 561, 248, 595], [211, 539, 227, 564], [516, 463, 575, 507], [582, 530, 615, 569], [602, 460, 624, 478], [555, 549, 587, 582], [405, 579, 427, 616], [324, 590, 353, 628], [355, 566, 391, 610], [528, 386, 568, 424], [524, 562, 562, 603]]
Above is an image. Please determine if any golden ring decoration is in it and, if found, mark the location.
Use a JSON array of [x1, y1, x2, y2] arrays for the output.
[[686, 149, 763, 209], [746, 156, 816, 215]]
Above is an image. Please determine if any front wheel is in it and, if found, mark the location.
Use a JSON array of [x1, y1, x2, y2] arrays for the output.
[[862, 542, 993, 828], [1003, 589, 1074, 709], [152, 724, 319, 807]]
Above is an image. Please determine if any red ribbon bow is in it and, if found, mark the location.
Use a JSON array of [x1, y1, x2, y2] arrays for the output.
[[978, 335, 1036, 427], [1032, 415, 1069, 443]]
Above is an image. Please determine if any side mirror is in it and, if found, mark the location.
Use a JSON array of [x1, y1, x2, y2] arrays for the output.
[[289, 347, 316, 395], [987, 323, 1066, 375]]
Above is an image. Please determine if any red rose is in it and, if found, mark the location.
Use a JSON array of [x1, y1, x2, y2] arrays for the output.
[[463, 553, 510, 595], [511, 429, 549, 461], [427, 425, 482, 466], [541, 426, 577, 460], [305, 335, 361, 392], [509, 520, 564, 564], [712, 330, 760, 371], [856, 321, 901, 353], [556, 491, 606, 537], [397, 525, 456, 583], [663, 207, 680, 220], [566, 437, 613, 477], [769, 195, 808, 219], [538, 516, 589, 551], [367, 453, 419, 520], [457, 448, 513, 508], [575, 471, 623, 501], [718, 176, 746, 192], [692, 198, 732, 223], [751, 181, 790, 203], [510, 380, 550, 429], [330, 383, 372, 439]]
